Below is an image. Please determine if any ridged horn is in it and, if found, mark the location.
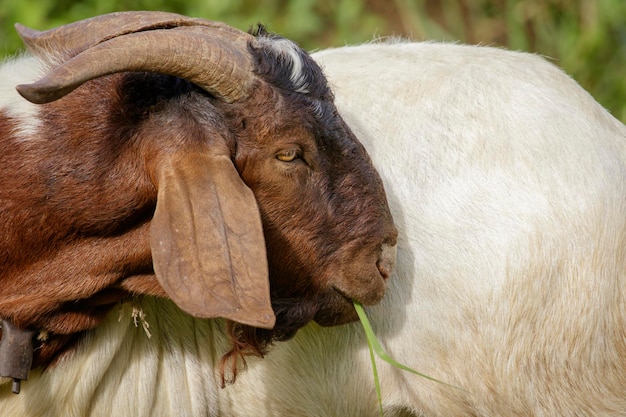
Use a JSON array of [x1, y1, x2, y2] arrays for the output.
[[15, 11, 243, 59], [16, 25, 254, 104]]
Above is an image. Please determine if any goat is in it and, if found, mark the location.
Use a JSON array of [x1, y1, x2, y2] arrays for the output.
[[3, 29, 624, 417], [220, 41, 626, 416], [0, 11, 397, 396]]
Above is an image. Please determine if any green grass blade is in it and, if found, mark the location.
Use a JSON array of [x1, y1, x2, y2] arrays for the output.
[[354, 301, 465, 392], [364, 325, 385, 417]]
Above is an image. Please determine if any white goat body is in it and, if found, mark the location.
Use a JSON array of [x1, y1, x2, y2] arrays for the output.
[[2, 41, 626, 416], [228, 41, 626, 416]]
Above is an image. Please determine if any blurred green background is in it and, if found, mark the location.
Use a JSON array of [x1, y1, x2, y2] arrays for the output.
[[0, 0, 624, 122]]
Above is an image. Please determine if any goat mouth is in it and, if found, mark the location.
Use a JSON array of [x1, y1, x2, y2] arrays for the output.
[[313, 287, 359, 327], [331, 286, 353, 303], [259, 280, 372, 341]]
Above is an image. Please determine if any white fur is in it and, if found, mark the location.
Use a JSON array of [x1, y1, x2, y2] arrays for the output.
[[1, 299, 227, 417], [0, 55, 45, 140], [2, 41, 625, 416], [226, 42, 626, 416], [257, 36, 310, 94]]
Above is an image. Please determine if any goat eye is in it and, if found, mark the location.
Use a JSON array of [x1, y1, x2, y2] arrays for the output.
[[276, 149, 299, 162]]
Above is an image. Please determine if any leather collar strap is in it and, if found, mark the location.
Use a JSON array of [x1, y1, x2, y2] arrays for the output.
[[0, 319, 35, 394]]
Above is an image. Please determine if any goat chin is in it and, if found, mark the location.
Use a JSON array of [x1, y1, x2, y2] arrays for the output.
[[2, 40, 626, 417]]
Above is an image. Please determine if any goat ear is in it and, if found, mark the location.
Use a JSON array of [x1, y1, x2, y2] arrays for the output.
[[150, 152, 275, 329]]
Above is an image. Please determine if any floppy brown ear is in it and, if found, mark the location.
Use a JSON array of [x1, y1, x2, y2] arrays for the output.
[[150, 151, 275, 329]]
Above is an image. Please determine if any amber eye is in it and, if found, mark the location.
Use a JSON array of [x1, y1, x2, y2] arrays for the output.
[[276, 149, 299, 162]]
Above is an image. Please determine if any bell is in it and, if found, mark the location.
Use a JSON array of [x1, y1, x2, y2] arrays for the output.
[[0, 320, 36, 394]]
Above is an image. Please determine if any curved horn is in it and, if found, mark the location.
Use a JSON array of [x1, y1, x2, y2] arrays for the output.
[[15, 11, 243, 58], [16, 26, 254, 104]]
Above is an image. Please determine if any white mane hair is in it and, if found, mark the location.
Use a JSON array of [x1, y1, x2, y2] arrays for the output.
[[258, 36, 310, 94], [0, 55, 43, 139]]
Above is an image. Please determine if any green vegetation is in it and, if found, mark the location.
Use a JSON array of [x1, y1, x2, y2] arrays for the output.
[[354, 301, 464, 416], [0, 0, 624, 121]]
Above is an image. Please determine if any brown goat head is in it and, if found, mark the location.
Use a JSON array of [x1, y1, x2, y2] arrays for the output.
[[0, 12, 397, 372]]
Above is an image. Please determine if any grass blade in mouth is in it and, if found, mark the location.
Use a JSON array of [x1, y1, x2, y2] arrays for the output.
[[353, 301, 465, 416], [363, 322, 384, 416]]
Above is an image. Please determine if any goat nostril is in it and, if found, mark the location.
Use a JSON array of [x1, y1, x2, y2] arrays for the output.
[[377, 259, 391, 280], [377, 243, 397, 280]]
